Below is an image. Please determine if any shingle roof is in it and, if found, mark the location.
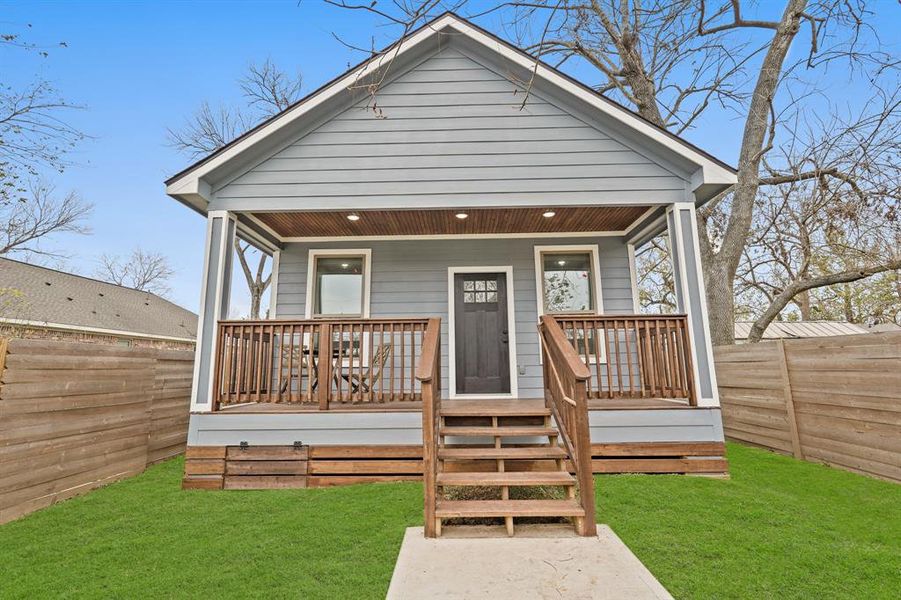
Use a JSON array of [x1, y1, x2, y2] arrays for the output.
[[734, 321, 869, 340], [0, 257, 197, 341]]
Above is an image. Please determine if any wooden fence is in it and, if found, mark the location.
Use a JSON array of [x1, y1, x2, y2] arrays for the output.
[[714, 332, 901, 482], [0, 338, 194, 524]]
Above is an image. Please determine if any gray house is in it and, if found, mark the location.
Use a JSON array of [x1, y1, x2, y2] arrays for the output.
[[167, 14, 734, 535]]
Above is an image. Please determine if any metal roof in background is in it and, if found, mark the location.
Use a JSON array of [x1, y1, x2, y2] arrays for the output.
[[734, 320, 870, 340], [0, 257, 197, 341]]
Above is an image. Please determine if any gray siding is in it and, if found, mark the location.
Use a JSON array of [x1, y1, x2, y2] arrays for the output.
[[187, 408, 724, 446], [214, 47, 689, 208], [275, 236, 634, 398]]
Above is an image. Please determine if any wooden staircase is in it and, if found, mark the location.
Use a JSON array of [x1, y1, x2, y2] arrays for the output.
[[417, 317, 598, 538], [433, 399, 584, 536]]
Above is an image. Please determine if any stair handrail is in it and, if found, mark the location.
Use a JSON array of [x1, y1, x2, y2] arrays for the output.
[[539, 315, 597, 536], [416, 317, 442, 538]]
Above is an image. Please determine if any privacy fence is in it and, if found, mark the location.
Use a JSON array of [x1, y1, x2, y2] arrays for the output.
[[0, 338, 194, 524], [714, 332, 901, 482]]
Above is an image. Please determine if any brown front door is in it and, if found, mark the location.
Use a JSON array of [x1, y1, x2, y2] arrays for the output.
[[454, 272, 511, 395]]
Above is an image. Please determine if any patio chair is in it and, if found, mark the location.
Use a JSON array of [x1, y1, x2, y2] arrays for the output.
[[340, 343, 392, 395]]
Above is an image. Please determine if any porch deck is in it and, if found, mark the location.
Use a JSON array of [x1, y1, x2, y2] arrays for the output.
[[213, 397, 692, 413]]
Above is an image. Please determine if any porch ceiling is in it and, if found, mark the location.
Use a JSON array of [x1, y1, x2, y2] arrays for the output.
[[252, 206, 651, 238]]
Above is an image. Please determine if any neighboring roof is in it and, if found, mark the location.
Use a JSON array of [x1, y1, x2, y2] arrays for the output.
[[165, 12, 736, 213], [734, 321, 870, 340], [0, 257, 197, 342]]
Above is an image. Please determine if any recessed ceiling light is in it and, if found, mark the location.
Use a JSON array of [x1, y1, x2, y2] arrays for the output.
[[557, 260, 567, 266], [347, 213, 360, 221], [341, 263, 349, 269], [455, 212, 469, 220], [542, 211, 556, 218]]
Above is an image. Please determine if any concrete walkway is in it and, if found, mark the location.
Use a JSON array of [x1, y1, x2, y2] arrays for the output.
[[387, 525, 673, 599]]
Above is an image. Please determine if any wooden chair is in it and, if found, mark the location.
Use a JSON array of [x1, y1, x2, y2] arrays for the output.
[[341, 344, 392, 395], [278, 345, 316, 395]]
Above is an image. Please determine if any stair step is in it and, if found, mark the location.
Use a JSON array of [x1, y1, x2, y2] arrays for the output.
[[437, 471, 575, 487], [436, 499, 585, 518], [439, 446, 567, 460], [440, 399, 550, 417], [440, 426, 558, 437]]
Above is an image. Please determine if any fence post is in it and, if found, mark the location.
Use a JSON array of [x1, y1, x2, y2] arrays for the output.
[[776, 339, 803, 459]]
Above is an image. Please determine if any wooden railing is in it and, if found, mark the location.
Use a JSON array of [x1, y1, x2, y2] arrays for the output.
[[538, 315, 596, 536], [416, 318, 442, 538], [554, 315, 696, 405], [212, 318, 431, 409]]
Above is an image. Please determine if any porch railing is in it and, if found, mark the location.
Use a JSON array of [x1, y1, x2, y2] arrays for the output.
[[212, 318, 431, 409], [554, 315, 695, 405], [538, 315, 596, 536], [417, 318, 442, 538]]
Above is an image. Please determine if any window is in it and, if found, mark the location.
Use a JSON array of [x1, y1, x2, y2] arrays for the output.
[[306, 250, 371, 318], [535, 247, 601, 315]]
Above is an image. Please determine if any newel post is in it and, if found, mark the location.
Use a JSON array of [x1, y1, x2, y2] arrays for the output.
[[190, 211, 236, 412]]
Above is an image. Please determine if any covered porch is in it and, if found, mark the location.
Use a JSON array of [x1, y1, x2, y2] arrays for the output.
[[190, 201, 718, 415]]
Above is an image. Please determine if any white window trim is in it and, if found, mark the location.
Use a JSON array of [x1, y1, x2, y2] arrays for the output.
[[304, 248, 372, 319], [534, 244, 606, 363], [447, 266, 519, 400]]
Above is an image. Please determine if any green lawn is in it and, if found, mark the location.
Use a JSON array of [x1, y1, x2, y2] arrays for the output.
[[2, 443, 898, 599]]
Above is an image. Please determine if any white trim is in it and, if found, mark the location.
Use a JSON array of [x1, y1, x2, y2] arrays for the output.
[[0, 318, 195, 343], [666, 204, 716, 406], [203, 212, 236, 412], [191, 211, 235, 412], [533, 244, 606, 364], [166, 13, 734, 210], [190, 214, 216, 411], [269, 249, 281, 318], [447, 266, 519, 399], [303, 248, 373, 319], [627, 243, 641, 314], [243, 213, 285, 246], [622, 206, 658, 237], [684, 204, 720, 407], [280, 230, 627, 243]]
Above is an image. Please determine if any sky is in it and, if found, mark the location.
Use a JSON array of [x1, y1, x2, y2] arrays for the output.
[[3, 0, 899, 317]]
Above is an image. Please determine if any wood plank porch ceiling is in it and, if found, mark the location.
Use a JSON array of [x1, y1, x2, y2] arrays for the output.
[[253, 206, 651, 237]]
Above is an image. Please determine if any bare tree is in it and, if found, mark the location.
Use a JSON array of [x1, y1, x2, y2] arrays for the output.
[[1, 25, 85, 204], [0, 180, 92, 258], [734, 91, 901, 341], [168, 59, 302, 318], [95, 248, 175, 296], [322, 0, 897, 344], [235, 239, 272, 319], [635, 237, 676, 313]]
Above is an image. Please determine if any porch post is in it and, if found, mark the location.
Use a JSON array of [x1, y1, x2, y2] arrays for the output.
[[666, 202, 719, 407], [190, 210, 237, 412]]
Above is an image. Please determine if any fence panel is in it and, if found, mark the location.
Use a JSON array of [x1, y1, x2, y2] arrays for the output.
[[0, 338, 193, 523], [714, 332, 901, 482]]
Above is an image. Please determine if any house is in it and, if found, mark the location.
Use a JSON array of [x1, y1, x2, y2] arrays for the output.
[[166, 13, 735, 536], [734, 320, 871, 342], [0, 257, 196, 349]]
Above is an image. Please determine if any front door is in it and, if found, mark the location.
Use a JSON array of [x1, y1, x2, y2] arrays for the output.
[[453, 272, 511, 395]]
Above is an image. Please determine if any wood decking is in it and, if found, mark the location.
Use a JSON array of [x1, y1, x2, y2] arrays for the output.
[[214, 396, 689, 413]]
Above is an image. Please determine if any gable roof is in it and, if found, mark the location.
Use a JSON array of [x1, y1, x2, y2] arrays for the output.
[[0, 257, 197, 342], [166, 12, 736, 213]]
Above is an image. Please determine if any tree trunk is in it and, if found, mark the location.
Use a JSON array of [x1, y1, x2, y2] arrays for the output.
[[702, 0, 808, 346], [795, 290, 811, 320]]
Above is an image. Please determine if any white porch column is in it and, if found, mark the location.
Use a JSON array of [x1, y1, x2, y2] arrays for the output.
[[190, 210, 236, 412], [666, 203, 719, 407]]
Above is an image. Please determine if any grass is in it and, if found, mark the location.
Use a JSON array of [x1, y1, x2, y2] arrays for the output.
[[1, 443, 898, 599]]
